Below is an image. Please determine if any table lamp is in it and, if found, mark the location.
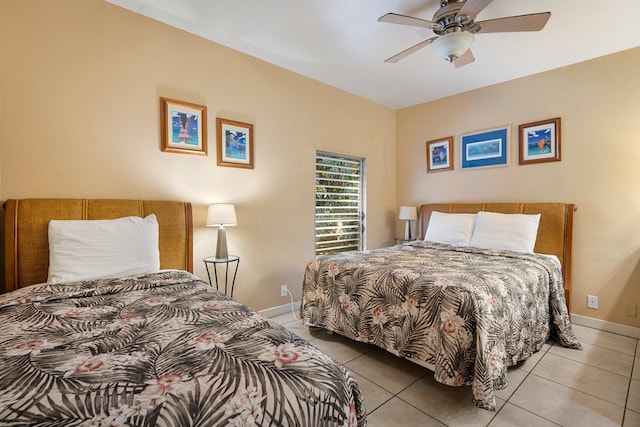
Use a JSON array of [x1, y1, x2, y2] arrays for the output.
[[206, 204, 237, 259], [399, 206, 417, 240]]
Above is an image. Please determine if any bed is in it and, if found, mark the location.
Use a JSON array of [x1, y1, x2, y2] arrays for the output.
[[1, 198, 366, 426], [301, 202, 582, 411]]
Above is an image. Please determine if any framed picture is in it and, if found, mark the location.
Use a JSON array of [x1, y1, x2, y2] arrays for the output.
[[216, 118, 254, 169], [461, 126, 509, 169], [426, 137, 454, 173], [518, 117, 561, 165], [160, 98, 207, 155]]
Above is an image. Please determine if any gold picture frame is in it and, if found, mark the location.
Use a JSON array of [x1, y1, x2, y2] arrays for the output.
[[216, 118, 254, 169], [426, 136, 454, 173], [160, 97, 207, 155], [518, 117, 561, 165]]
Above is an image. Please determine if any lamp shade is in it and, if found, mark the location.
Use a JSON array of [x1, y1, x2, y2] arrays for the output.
[[432, 31, 474, 62], [398, 206, 417, 221], [206, 204, 237, 227]]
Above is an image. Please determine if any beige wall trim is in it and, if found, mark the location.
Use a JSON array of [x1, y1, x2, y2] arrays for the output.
[[571, 314, 640, 340]]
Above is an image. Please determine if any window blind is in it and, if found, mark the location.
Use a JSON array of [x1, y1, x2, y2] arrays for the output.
[[315, 152, 365, 256]]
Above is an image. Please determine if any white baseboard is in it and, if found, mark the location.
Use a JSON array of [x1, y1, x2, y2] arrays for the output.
[[259, 301, 301, 318], [571, 313, 640, 339]]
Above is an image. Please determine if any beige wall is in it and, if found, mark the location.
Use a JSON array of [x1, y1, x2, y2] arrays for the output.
[[0, 0, 397, 310], [397, 47, 640, 328]]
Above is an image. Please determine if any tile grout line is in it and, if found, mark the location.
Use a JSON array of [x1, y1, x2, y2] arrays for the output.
[[344, 358, 442, 423], [496, 397, 564, 427], [621, 339, 638, 426], [546, 346, 634, 379], [390, 375, 457, 427], [570, 325, 638, 356], [572, 322, 639, 339], [500, 346, 564, 427], [526, 370, 628, 412]]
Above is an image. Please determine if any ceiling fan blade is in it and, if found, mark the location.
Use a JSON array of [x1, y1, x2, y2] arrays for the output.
[[378, 12, 439, 29], [453, 49, 475, 68], [457, 0, 493, 20], [384, 38, 437, 63], [476, 12, 551, 33]]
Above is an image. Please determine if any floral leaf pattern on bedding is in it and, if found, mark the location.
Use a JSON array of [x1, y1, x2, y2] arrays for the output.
[[0, 271, 365, 426], [301, 241, 581, 411]]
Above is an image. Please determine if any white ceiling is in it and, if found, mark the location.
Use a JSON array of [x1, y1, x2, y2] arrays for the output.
[[106, 0, 640, 110]]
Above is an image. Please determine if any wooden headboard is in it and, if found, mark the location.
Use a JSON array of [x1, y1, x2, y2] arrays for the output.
[[3, 199, 193, 293], [417, 202, 576, 311]]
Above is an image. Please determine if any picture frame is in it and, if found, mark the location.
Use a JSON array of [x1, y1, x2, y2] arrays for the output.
[[216, 118, 254, 169], [518, 117, 561, 165], [160, 98, 207, 155], [461, 126, 510, 169], [426, 136, 454, 173]]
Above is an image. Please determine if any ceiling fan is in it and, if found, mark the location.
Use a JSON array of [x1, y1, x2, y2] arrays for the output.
[[379, 0, 551, 68]]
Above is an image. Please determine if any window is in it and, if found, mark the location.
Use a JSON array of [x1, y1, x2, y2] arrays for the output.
[[315, 151, 365, 256]]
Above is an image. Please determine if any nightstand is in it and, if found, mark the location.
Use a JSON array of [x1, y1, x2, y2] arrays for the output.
[[203, 255, 240, 297]]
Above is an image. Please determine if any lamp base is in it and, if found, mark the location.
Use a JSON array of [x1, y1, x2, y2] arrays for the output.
[[404, 220, 412, 241], [216, 227, 228, 259]]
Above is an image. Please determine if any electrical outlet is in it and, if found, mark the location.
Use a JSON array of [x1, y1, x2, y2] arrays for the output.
[[587, 295, 598, 309], [280, 285, 288, 297]]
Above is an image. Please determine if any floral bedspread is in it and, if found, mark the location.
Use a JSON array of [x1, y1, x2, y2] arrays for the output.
[[0, 270, 365, 426], [301, 241, 581, 411]]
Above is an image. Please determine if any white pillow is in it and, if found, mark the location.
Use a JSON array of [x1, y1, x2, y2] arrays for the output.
[[47, 214, 160, 284], [469, 211, 541, 253], [424, 212, 477, 246]]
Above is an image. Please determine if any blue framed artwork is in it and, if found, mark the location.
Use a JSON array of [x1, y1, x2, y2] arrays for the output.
[[518, 117, 561, 165], [461, 126, 509, 169], [216, 118, 254, 169], [426, 136, 454, 173], [160, 97, 207, 155]]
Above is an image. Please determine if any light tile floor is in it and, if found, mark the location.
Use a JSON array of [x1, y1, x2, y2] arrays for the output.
[[270, 312, 640, 427]]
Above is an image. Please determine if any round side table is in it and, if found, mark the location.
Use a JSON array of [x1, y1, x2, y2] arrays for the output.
[[203, 255, 240, 297]]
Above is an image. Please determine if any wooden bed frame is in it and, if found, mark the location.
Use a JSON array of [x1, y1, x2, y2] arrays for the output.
[[3, 199, 193, 293], [417, 202, 576, 312]]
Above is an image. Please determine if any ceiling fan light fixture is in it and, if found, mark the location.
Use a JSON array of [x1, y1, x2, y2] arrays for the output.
[[431, 31, 475, 63]]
